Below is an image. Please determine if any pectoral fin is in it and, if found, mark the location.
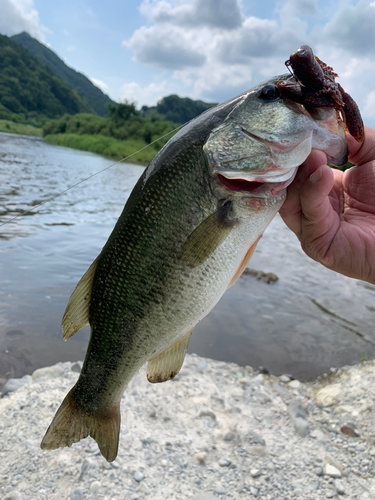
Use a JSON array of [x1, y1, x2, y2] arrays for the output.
[[147, 329, 193, 383], [62, 258, 99, 340], [181, 201, 238, 267]]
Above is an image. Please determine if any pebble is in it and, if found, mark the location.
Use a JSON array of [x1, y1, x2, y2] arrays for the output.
[[1, 355, 375, 500], [315, 467, 324, 476], [214, 485, 227, 494], [134, 471, 145, 482], [197, 360, 208, 372], [1, 377, 29, 395], [335, 479, 345, 494], [315, 385, 343, 406], [223, 431, 235, 441], [3, 493, 21, 500], [70, 362, 82, 373], [288, 380, 301, 389], [195, 452, 206, 464], [340, 424, 360, 438], [288, 399, 309, 437], [324, 464, 342, 478], [90, 481, 101, 494], [311, 429, 330, 441], [218, 457, 231, 467], [32, 364, 64, 382], [69, 489, 84, 500], [326, 491, 337, 498]]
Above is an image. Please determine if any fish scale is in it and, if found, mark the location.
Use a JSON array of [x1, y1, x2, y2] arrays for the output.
[[41, 74, 348, 462]]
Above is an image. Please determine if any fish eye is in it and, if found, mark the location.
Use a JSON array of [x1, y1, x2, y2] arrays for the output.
[[259, 85, 280, 100]]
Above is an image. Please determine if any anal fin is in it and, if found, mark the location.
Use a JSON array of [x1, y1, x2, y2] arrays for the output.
[[62, 257, 99, 340], [147, 330, 193, 383]]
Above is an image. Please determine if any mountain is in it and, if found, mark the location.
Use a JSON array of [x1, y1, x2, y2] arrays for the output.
[[11, 32, 115, 117], [141, 94, 217, 124], [0, 34, 93, 120]]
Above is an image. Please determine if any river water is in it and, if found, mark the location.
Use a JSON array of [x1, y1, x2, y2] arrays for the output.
[[1, 132, 375, 381]]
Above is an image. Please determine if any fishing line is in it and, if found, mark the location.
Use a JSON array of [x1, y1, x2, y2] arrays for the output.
[[0, 123, 185, 228]]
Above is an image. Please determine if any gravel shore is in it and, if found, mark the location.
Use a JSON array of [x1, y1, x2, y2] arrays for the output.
[[1, 354, 375, 500]]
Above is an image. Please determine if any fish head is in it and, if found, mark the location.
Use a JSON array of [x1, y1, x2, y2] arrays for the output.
[[204, 74, 347, 201]]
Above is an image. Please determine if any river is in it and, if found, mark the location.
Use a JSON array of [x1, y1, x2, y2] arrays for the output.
[[1, 132, 375, 381]]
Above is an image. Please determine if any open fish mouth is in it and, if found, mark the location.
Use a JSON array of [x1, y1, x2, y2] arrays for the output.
[[216, 167, 298, 197]]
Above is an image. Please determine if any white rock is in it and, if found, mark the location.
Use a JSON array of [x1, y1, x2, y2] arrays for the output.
[[90, 481, 101, 494], [324, 464, 341, 478], [134, 471, 144, 482], [311, 429, 330, 441], [316, 384, 342, 406], [32, 364, 64, 382], [288, 380, 301, 389]]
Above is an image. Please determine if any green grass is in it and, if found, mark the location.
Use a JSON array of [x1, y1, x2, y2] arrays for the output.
[[0, 119, 42, 136], [44, 133, 159, 165]]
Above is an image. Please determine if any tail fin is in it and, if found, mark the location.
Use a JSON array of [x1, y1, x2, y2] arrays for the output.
[[40, 387, 120, 462]]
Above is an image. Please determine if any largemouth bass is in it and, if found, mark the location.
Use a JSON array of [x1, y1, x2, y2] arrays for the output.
[[41, 75, 347, 462]]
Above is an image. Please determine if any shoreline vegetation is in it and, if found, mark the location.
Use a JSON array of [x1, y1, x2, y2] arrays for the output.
[[0, 119, 42, 136], [43, 133, 163, 165], [40, 102, 183, 165]]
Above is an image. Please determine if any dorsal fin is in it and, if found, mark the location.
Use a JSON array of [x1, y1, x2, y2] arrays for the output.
[[62, 258, 99, 340], [147, 330, 193, 383]]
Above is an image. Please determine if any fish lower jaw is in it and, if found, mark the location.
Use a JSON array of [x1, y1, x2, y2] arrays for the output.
[[215, 168, 297, 198]]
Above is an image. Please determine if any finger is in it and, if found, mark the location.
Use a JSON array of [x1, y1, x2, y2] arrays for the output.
[[280, 149, 327, 235], [299, 163, 340, 258], [348, 126, 375, 166]]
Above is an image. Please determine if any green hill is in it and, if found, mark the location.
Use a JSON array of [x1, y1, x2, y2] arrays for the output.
[[141, 94, 217, 124], [0, 33, 93, 123], [11, 32, 116, 117]]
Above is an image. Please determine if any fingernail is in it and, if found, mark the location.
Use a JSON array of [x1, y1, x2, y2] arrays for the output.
[[310, 167, 323, 183]]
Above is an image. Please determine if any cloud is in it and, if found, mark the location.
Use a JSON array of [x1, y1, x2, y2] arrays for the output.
[[0, 0, 47, 42], [124, 25, 206, 70], [120, 81, 169, 106], [215, 16, 303, 63], [66, 45, 76, 52], [322, 0, 375, 57], [364, 90, 375, 118], [140, 0, 242, 29], [122, 0, 375, 129], [90, 78, 109, 92]]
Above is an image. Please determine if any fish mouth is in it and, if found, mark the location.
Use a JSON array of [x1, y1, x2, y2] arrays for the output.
[[216, 168, 297, 197]]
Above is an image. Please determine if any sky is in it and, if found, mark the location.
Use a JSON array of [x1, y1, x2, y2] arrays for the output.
[[0, 0, 375, 127]]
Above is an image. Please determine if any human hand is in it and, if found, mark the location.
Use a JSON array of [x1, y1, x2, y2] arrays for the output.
[[279, 126, 375, 283]]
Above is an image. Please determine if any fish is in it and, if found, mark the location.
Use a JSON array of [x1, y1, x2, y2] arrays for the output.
[[41, 74, 348, 462]]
